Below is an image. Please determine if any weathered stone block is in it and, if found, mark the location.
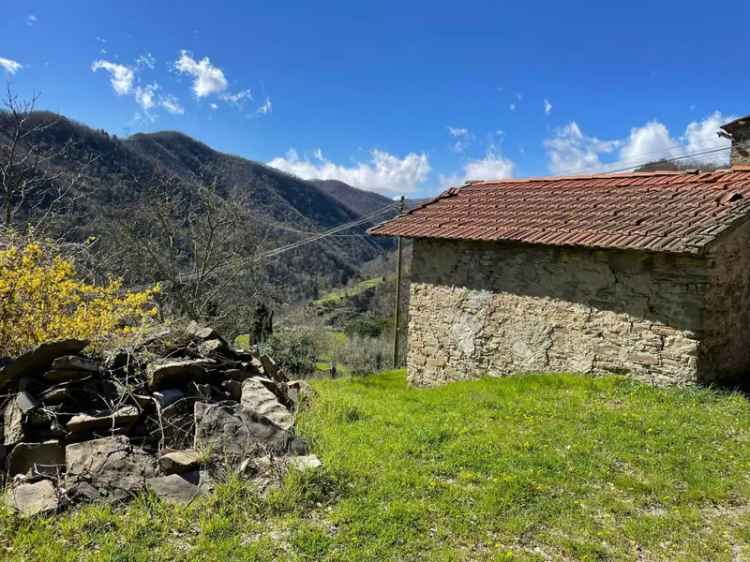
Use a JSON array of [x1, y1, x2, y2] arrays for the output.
[[4, 479, 60, 517], [146, 358, 215, 389], [66, 406, 140, 433], [65, 436, 157, 499], [7, 441, 65, 477], [146, 472, 201, 504], [159, 449, 202, 474], [0, 339, 88, 390], [194, 401, 289, 461], [241, 379, 294, 430]]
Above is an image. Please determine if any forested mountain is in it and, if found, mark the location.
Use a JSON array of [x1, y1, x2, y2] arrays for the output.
[[310, 179, 396, 217], [0, 111, 398, 310]]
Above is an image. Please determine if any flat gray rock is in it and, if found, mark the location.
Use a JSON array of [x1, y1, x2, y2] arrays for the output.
[[159, 449, 201, 474], [4, 479, 60, 517], [0, 339, 88, 390], [241, 379, 295, 430], [7, 441, 65, 477], [197, 338, 229, 356], [224, 368, 260, 382], [3, 392, 37, 446], [51, 355, 100, 373], [186, 322, 221, 341], [194, 401, 289, 461], [39, 385, 70, 405], [65, 436, 157, 499], [43, 369, 93, 384], [146, 473, 201, 504], [146, 358, 215, 389], [288, 454, 322, 472], [66, 406, 140, 433]]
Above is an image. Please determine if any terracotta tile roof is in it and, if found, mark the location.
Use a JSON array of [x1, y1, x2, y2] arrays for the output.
[[368, 168, 750, 254]]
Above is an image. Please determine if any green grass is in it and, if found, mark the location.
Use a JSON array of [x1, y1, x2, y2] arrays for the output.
[[4, 371, 750, 560], [312, 277, 383, 307], [315, 329, 350, 376]]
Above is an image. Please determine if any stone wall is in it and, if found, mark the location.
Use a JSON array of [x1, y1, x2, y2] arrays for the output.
[[407, 238, 712, 386], [703, 218, 750, 379]]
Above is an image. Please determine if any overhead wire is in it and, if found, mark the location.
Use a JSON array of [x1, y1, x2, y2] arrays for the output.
[[548, 145, 731, 178]]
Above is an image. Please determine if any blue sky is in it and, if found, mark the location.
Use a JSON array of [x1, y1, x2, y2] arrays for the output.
[[2, 1, 749, 198]]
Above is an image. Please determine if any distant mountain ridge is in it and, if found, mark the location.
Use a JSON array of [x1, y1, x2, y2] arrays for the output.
[[310, 179, 395, 217], [0, 111, 396, 300]]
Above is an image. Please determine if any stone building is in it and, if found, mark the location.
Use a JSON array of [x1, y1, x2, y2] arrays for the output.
[[369, 117, 750, 386]]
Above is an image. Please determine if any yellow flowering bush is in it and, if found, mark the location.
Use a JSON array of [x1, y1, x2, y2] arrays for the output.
[[0, 237, 159, 356]]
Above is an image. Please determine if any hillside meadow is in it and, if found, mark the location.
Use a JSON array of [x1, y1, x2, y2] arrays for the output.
[[3, 371, 750, 561]]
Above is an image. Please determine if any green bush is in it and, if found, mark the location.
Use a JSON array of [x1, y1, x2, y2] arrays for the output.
[[344, 317, 385, 339], [336, 335, 391, 375], [258, 327, 320, 376]]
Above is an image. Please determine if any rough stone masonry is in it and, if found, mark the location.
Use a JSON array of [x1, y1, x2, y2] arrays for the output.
[[0, 322, 320, 517], [406, 216, 750, 387]]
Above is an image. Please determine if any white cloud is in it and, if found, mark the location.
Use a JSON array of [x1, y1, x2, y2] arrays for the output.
[[136, 53, 156, 70], [174, 50, 228, 98], [134, 83, 158, 111], [257, 97, 272, 115], [463, 150, 515, 180], [448, 127, 471, 153], [682, 111, 733, 164], [0, 57, 23, 74], [26, 14, 37, 27], [268, 148, 431, 195], [544, 112, 735, 175], [440, 149, 515, 187], [93, 58, 183, 117], [160, 95, 184, 115], [91, 60, 135, 95], [221, 89, 252, 105], [618, 121, 680, 165], [509, 103, 516, 111], [544, 122, 619, 174], [209, 103, 218, 110], [544, 99, 552, 116]]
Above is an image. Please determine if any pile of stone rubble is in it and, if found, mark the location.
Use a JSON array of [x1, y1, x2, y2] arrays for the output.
[[0, 323, 319, 517]]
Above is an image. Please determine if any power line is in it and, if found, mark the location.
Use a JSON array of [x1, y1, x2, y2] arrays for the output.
[[597, 145, 730, 175], [251, 209, 397, 238], [128, 200, 401, 291], [549, 145, 731, 179], [255, 203, 399, 261], [173, 201, 401, 284]]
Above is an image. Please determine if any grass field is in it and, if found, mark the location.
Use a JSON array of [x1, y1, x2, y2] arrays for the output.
[[312, 277, 383, 307], [3, 371, 750, 561]]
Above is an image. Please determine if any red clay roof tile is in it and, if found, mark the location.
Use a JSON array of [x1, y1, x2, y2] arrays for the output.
[[368, 168, 750, 254]]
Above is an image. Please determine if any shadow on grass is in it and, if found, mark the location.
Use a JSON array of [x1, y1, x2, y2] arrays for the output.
[[705, 372, 750, 398]]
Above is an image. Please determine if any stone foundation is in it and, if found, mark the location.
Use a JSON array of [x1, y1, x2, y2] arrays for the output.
[[407, 238, 725, 386]]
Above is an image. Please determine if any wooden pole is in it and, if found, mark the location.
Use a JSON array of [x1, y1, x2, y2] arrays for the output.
[[392, 196, 405, 368]]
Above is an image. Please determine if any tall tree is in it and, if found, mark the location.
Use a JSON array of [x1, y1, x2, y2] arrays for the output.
[[0, 86, 94, 227]]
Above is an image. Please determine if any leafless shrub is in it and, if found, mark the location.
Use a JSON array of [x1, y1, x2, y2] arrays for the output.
[[0, 85, 96, 230]]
